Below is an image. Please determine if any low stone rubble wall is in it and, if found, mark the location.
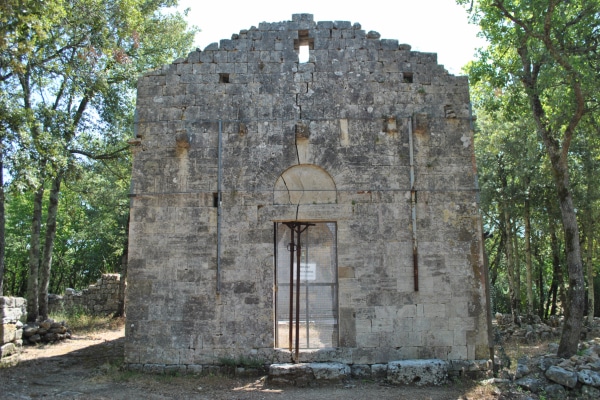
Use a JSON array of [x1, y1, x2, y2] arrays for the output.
[[493, 313, 600, 397], [493, 313, 600, 352], [22, 319, 71, 345], [49, 273, 121, 316], [486, 336, 600, 398], [0, 297, 26, 360], [494, 312, 562, 343]]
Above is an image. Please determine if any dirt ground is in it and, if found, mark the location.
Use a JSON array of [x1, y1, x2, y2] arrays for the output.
[[0, 326, 536, 400]]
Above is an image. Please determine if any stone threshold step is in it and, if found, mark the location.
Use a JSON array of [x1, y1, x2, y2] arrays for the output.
[[268, 360, 449, 386]]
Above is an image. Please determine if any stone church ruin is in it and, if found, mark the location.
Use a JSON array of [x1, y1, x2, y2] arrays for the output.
[[125, 14, 492, 374]]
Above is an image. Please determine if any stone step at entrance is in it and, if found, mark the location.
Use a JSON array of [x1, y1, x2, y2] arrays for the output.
[[267, 360, 451, 386]]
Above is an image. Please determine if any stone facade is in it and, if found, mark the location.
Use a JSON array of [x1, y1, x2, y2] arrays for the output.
[[126, 14, 491, 369]]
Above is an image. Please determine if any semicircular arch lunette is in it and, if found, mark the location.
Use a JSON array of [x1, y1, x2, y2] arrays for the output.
[[273, 164, 337, 205]]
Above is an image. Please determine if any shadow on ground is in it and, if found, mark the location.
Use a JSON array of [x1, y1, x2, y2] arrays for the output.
[[0, 332, 536, 399]]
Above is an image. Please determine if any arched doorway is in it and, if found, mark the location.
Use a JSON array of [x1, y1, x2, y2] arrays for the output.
[[273, 165, 338, 361]]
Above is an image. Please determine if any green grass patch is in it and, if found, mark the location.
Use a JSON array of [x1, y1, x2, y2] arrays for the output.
[[217, 355, 265, 369]]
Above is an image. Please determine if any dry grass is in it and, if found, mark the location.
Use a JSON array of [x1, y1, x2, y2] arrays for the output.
[[460, 381, 503, 399], [502, 337, 557, 368], [49, 307, 124, 334]]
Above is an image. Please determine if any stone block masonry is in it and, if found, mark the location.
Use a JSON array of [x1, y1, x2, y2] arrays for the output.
[[49, 274, 121, 316], [1, 297, 26, 360], [126, 13, 492, 370]]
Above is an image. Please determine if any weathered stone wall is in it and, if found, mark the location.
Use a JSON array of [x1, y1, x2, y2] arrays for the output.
[[0, 297, 26, 359], [126, 13, 490, 369], [50, 274, 121, 316]]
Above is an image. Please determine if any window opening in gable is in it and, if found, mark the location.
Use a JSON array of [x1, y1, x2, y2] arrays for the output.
[[403, 72, 414, 83], [219, 73, 230, 83], [294, 30, 314, 64], [298, 45, 309, 63]]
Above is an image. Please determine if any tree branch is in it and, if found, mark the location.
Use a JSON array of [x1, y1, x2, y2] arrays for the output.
[[69, 145, 129, 160], [494, 0, 585, 164]]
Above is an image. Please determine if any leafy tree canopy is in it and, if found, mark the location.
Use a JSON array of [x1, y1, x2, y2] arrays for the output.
[[459, 0, 600, 357]]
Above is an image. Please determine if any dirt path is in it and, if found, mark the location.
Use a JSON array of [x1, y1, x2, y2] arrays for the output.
[[0, 327, 534, 399]]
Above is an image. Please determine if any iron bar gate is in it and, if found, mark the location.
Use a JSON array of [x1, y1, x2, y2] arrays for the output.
[[275, 222, 338, 362]]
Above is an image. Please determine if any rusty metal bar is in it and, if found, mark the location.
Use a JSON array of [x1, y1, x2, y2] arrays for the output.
[[295, 228, 302, 362], [283, 222, 314, 362], [305, 230, 310, 348], [288, 227, 295, 352]]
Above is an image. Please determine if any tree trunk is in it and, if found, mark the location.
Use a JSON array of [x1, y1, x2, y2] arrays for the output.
[[533, 241, 545, 319], [583, 147, 596, 324], [546, 207, 562, 319], [524, 196, 534, 316], [585, 218, 595, 324], [38, 173, 62, 320], [18, 264, 27, 295], [516, 36, 586, 356], [538, 258, 544, 319], [114, 214, 129, 318], [9, 268, 17, 295], [26, 185, 45, 323], [512, 226, 521, 318], [0, 152, 5, 295], [114, 250, 128, 318], [551, 157, 585, 357], [489, 234, 504, 286], [53, 268, 64, 295], [503, 208, 519, 324]]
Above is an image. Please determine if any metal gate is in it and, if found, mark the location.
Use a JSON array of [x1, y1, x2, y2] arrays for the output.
[[275, 222, 338, 360]]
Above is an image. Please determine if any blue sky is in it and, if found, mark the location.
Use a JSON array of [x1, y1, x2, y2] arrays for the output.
[[177, 0, 486, 75]]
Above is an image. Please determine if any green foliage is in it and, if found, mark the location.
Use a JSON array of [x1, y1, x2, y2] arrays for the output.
[[1, 0, 196, 297], [217, 357, 238, 368], [110, 367, 141, 382], [471, 84, 560, 317], [459, 0, 600, 328], [3, 155, 131, 294], [217, 355, 265, 369]]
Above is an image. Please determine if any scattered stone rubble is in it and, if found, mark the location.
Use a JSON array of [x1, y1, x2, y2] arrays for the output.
[[1, 296, 26, 361], [48, 273, 121, 316], [484, 337, 600, 399], [490, 313, 600, 398], [21, 319, 71, 345], [494, 312, 562, 344]]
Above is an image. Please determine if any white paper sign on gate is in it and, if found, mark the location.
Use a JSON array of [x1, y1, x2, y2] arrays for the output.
[[293, 263, 316, 281]]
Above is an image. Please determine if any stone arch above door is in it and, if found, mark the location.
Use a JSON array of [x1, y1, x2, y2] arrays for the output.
[[273, 164, 336, 205]]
